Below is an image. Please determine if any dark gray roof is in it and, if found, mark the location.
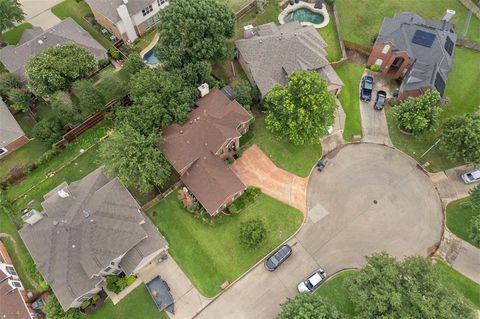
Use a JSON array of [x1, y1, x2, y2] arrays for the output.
[[18, 27, 44, 44], [85, 0, 155, 24], [0, 18, 107, 81], [235, 22, 343, 97], [0, 97, 26, 149], [19, 168, 167, 310], [376, 12, 456, 96]]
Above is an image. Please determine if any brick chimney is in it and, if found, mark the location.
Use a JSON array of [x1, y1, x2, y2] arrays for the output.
[[442, 9, 455, 22], [243, 25, 255, 39]]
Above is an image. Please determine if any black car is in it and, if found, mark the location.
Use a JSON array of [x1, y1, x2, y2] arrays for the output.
[[264, 244, 292, 271], [374, 90, 387, 110], [360, 76, 374, 101]]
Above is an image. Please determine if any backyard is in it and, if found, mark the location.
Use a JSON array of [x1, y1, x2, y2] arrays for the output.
[[147, 191, 303, 297], [446, 197, 479, 248]]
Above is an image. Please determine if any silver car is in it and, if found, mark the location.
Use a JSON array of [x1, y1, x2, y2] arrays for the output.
[[297, 269, 327, 293], [462, 170, 480, 184]]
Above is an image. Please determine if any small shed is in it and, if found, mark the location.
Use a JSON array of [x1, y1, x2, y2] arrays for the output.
[[146, 276, 174, 314]]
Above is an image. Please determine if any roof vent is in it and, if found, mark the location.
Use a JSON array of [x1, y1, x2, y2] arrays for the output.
[[83, 210, 90, 218], [442, 9, 455, 22], [53, 220, 59, 226], [198, 83, 209, 97], [37, 39, 43, 44], [244, 24, 255, 39], [58, 189, 69, 198], [180, 130, 184, 134]]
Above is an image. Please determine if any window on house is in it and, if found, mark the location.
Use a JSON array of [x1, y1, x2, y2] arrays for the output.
[[157, 0, 168, 6], [104, 266, 112, 272], [9, 280, 23, 289], [77, 293, 93, 302], [142, 5, 153, 16], [381, 44, 390, 54], [374, 58, 383, 67], [6, 266, 17, 276], [0, 148, 7, 155], [145, 13, 161, 29]]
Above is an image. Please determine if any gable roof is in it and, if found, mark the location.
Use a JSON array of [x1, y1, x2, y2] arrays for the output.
[[235, 22, 343, 97], [0, 18, 107, 81], [19, 168, 167, 310], [376, 12, 456, 96], [85, 0, 154, 24], [0, 97, 26, 149], [160, 89, 252, 214]]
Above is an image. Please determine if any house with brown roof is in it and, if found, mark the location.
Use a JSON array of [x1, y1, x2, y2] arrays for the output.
[[0, 241, 36, 319], [160, 86, 253, 215], [19, 168, 168, 311], [0, 97, 29, 158]]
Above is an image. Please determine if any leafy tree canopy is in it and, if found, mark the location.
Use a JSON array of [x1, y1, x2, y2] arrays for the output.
[[469, 214, 480, 247], [234, 78, 257, 109], [26, 43, 96, 96], [469, 185, 480, 210], [440, 114, 480, 165], [393, 90, 441, 135], [122, 53, 145, 77], [72, 80, 105, 116], [99, 125, 172, 193], [0, 72, 20, 96], [239, 218, 266, 248], [278, 293, 345, 319], [0, 0, 24, 38], [8, 87, 32, 112], [345, 252, 476, 319], [156, 0, 234, 67], [32, 117, 64, 146], [265, 71, 336, 145]]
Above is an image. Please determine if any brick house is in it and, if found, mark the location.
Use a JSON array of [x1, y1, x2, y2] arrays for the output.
[[367, 11, 457, 100], [0, 97, 29, 159], [159, 86, 253, 215], [85, 0, 169, 43]]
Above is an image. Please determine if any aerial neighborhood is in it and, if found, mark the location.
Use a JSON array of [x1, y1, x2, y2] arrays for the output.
[[0, 0, 478, 319]]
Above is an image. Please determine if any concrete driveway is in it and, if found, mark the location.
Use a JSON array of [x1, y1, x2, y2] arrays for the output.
[[19, 0, 62, 29], [231, 144, 308, 214], [197, 144, 443, 318], [431, 165, 479, 203]]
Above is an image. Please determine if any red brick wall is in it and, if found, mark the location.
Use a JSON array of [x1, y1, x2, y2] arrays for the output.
[[0, 135, 29, 159], [367, 42, 412, 79], [398, 87, 430, 100]]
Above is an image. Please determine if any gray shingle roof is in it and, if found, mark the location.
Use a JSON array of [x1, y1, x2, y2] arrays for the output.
[[85, 0, 155, 24], [0, 18, 107, 81], [376, 12, 456, 96], [19, 168, 167, 310], [235, 22, 343, 97], [0, 97, 26, 149]]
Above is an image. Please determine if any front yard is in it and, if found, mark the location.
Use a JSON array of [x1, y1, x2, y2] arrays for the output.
[[446, 197, 479, 248], [1, 23, 33, 45], [147, 191, 303, 297]]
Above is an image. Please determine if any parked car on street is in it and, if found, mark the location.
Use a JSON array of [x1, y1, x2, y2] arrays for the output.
[[374, 90, 387, 110], [360, 76, 374, 101], [461, 170, 480, 184], [297, 269, 327, 293], [264, 244, 292, 271]]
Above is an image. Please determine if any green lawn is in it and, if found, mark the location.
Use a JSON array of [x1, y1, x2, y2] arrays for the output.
[[234, 0, 281, 40], [51, 0, 113, 49], [334, 62, 364, 141], [446, 198, 479, 248], [147, 192, 303, 297], [435, 260, 480, 309], [88, 285, 168, 319], [317, 10, 343, 62], [386, 48, 480, 172], [249, 115, 322, 177], [133, 29, 158, 52], [336, 0, 480, 48], [221, 0, 251, 12], [315, 270, 358, 317], [2, 23, 33, 45], [0, 140, 49, 181]]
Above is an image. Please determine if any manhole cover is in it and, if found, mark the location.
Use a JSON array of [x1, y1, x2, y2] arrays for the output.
[[373, 200, 378, 204]]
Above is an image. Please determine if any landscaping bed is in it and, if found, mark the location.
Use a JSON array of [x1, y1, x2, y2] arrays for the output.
[[446, 197, 479, 248], [147, 191, 303, 297]]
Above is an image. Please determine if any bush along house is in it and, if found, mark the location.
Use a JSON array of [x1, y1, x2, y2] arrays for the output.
[[159, 84, 253, 215], [367, 10, 457, 100]]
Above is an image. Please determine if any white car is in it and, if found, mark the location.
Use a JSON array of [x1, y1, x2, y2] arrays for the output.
[[297, 269, 327, 293], [462, 170, 480, 184]]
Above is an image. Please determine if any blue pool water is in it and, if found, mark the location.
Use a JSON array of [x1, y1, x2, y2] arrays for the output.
[[143, 47, 159, 65], [286, 8, 324, 24]]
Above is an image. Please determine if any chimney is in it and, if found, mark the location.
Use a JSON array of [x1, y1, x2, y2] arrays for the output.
[[57, 189, 69, 198], [198, 83, 209, 97], [244, 25, 255, 39], [442, 9, 455, 22], [123, 0, 128, 4], [22, 210, 43, 225]]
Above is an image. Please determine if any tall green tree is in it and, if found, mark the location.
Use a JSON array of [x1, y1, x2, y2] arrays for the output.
[[26, 43, 96, 96], [234, 78, 257, 109], [469, 214, 480, 247], [345, 252, 475, 319], [265, 71, 336, 145], [469, 185, 480, 210], [278, 294, 345, 319], [156, 0, 234, 67], [122, 53, 145, 77], [72, 80, 105, 116], [99, 125, 172, 193], [32, 117, 64, 145], [0, 0, 24, 41], [393, 90, 441, 135], [440, 114, 480, 165], [8, 87, 32, 112], [0, 72, 19, 96]]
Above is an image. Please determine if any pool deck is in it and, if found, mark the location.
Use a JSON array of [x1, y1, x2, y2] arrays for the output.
[[140, 33, 160, 66], [278, 2, 330, 28]]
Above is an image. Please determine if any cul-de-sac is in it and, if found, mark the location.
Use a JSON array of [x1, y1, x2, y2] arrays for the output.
[[0, 0, 479, 318]]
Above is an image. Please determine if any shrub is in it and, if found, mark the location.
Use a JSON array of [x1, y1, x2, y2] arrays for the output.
[[35, 147, 60, 166], [8, 88, 32, 112], [0, 72, 20, 96], [38, 279, 49, 292], [370, 64, 380, 72], [125, 275, 137, 286], [50, 91, 73, 112], [72, 80, 105, 116], [187, 201, 201, 213], [240, 218, 266, 248], [228, 203, 239, 214], [98, 58, 111, 69], [44, 294, 80, 319], [33, 117, 64, 145], [92, 294, 100, 302], [234, 78, 256, 109], [108, 47, 121, 60], [469, 214, 480, 247], [324, 0, 336, 4], [106, 275, 129, 293], [225, 156, 234, 165], [80, 300, 91, 309]]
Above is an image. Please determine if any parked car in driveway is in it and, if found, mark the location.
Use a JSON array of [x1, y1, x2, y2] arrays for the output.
[[264, 244, 292, 271], [360, 76, 374, 101], [297, 269, 327, 293], [374, 90, 387, 110], [461, 170, 480, 184]]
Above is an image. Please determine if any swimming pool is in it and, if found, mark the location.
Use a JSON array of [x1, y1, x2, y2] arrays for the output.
[[285, 8, 324, 25], [143, 47, 159, 65]]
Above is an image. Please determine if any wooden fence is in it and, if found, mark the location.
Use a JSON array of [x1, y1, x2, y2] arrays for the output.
[[344, 40, 372, 56], [457, 38, 480, 51], [235, 0, 258, 20], [140, 181, 182, 212], [458, 0, 480, 20]]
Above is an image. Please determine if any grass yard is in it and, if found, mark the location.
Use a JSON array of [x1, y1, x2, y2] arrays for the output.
[[147, 191, 303, 297], [133, 29, 158, 52], [249, 115, 322, 177], [315, 270, 358, 317], [234, 0, 281, 40], [386, 48, 480, 172], [221, 0, 251, 12], [2, 23, 33, 45], [51, 0, 113, 49], [88, 285, 168, 319], [0, 140, 49, 181], [336, 0, 480, 48], [317, 11, 343, 62], [446, 197, 479, 248], [334, 62, 364, 141]]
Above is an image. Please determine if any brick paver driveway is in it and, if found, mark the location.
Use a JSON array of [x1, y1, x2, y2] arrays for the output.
[[231, 144, 308, 214]]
